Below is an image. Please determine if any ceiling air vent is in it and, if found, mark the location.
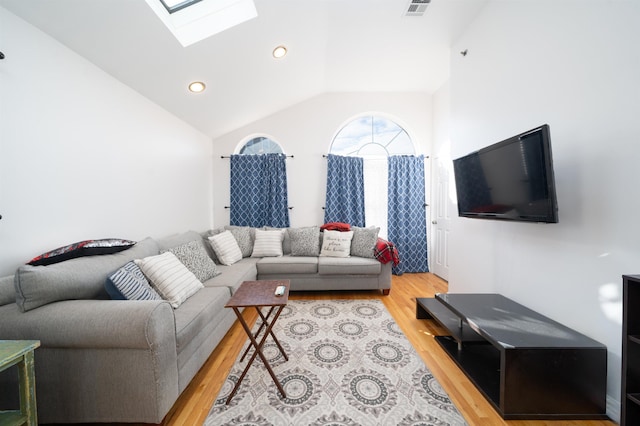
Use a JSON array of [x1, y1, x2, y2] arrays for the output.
[[404, 0, 430, 17]]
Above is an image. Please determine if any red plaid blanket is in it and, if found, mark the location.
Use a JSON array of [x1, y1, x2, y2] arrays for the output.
[[320, 222, 351, 232], [374, 238, 400, 266]]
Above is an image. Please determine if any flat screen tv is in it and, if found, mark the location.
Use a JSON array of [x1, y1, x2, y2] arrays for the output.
[[452, 124, 558, 223]]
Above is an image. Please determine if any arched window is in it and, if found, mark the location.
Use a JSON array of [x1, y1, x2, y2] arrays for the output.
[[325, 114, 426, 269], [329, 115, 414, 157], [238, 136, 283, 155]]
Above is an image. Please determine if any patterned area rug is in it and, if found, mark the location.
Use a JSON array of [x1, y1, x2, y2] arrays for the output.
[[206, 299, 467, 426]]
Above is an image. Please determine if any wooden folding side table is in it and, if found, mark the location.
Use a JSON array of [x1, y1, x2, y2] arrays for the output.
[[224, 280, 290, 404], [0, 340, 40, 426]]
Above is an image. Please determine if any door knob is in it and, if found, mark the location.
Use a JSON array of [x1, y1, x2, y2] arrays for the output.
[[431, 220, 437, 225]]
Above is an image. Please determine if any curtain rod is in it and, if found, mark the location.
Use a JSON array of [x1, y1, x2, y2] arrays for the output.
[[220, 155, 294, 159], [322, 205, 427, 209], [322, 154, 429, 159], [225, 206, 294, 209]]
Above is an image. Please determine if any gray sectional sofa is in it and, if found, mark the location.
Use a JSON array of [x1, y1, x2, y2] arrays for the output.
[[0, 226, 391, 424]]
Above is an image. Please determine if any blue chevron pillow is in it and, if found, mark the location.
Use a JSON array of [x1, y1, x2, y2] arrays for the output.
[[105, 261, 162, 301]]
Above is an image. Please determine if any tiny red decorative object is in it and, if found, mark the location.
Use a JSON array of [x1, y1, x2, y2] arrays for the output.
[[320, 222, 351, 232]]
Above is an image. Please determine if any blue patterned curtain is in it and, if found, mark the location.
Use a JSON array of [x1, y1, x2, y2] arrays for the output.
[[387, 155, 428, 274], [324, 154, 365, 226], [262, 154, 290, 228], [230, 154, 290, 228]]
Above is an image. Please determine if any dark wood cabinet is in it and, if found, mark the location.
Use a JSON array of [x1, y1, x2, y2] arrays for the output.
[[417, 293, 608, 420], [621, 275, 640, 425]]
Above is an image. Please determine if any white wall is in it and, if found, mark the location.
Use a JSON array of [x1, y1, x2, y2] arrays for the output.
[[446, 0, 640, 420], [211, 92, 432, 229], [0, 7, 214, 276]]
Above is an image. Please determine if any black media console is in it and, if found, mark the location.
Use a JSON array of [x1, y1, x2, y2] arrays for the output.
[[416, 293, 608, 420]]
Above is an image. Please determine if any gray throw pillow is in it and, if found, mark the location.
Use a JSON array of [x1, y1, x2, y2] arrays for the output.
[[164, 240, 220, 282], [224, 226, 254, 258], [350, 226, 380, 258], [288, 227, 321, 256]]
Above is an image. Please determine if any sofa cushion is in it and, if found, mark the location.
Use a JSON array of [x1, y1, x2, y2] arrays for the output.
[[14, 237, 160, 313], [163, 240, 220, 282], [257, 256, 318, 275], [105, 261, 162, 301], [350, 226, 379, 258], [288, 226, 320, 256], [27, 238, 137, 266], [135, 252, 203, 308], [174, 286, 230, 357], [251, 229, 284, 258], [0, 275, 15, 306], [208, 231, 243, 265], [318, 256, 381, 275], [202, 258, 258, 294], [319, 230, 353, 258]]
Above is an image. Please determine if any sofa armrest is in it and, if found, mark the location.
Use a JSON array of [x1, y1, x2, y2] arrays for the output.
[[0, 299, 176, 349], [0, 298, 180, 424]]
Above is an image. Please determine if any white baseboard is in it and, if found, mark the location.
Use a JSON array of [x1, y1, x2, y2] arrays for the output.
[[607, 394, 620, 424]]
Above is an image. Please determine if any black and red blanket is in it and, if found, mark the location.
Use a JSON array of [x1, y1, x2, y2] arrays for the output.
[[374, 237, 400, 266]]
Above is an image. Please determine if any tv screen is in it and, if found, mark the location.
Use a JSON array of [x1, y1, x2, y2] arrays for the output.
[[452, 124, 558, 223]]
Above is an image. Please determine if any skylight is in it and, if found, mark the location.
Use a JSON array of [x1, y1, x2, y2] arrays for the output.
[[145, 0, 257, 47], [159, 0, 203, 14]]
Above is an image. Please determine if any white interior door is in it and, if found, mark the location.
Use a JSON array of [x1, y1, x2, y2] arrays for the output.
[[431, 157, 451, 281]]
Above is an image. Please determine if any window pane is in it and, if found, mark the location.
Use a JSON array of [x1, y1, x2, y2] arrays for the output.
[[372, 117, 402, 146], [239, 137, 283, 155], [332, 117, 371, 156], [364, 158, 388, 239], [358, 143, 388, 156], [330, 115, 414, 157], [389, 132, 414, 153]]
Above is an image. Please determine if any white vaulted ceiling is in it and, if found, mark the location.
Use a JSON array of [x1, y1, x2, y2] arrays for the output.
[[0, 0, 487, 139]]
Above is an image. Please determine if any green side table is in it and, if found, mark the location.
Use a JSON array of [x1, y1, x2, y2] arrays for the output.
[[0, 340, 40, 426]]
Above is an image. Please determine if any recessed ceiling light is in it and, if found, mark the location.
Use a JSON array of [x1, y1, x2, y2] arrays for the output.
[[188, 81, 206, 93], [272, 45, 287, 59]]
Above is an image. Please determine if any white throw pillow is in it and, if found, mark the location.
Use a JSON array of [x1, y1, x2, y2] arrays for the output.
[[208, 230, 243, 265], [320, 230, 354, 258], [135, 252, 203, 308], [251, 229, 284, 258]]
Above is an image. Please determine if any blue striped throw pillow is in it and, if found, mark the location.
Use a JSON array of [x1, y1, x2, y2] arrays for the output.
[[105, 261, 162, 301]]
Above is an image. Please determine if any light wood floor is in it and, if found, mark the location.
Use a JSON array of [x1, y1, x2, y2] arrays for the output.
[[152, 273, 616, 426]]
